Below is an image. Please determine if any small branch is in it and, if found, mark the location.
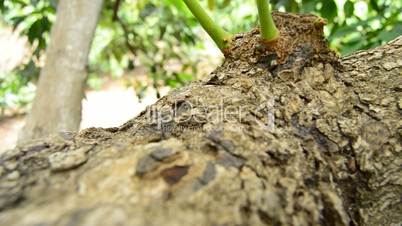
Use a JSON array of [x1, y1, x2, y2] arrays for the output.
[[182, 0, 232, 51], [256, 0, 279, 41], [114, 16, 137, 56], [112, 0, 122, 21], [111, 0, 136, 56]]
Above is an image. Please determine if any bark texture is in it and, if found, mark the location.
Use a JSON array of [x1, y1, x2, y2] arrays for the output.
[[1, 13, 401, 226], [18, 0, 104, 143]]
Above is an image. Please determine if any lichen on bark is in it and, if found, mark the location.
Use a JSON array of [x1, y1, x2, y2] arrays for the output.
[[0, 12, 401, 226]]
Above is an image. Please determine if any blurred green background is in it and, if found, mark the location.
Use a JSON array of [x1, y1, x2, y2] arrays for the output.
[[0, 0, 401, 115]]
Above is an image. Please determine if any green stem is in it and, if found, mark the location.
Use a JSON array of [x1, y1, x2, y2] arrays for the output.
[[256, 0, 279, 41], [183, 0, 231, 50]]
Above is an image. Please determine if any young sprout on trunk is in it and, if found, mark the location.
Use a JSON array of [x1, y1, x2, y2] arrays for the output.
[[256, 0, 279, 41], [182, 0, 232, 51]]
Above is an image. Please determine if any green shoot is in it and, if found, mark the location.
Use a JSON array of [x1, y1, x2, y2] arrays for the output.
[[256, 0, 279, 41], [182, 0, 232, 51]]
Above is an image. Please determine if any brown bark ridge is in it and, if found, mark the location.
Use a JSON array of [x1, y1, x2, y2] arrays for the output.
[[18, 0, 104, 143], [1, 12, 401, 226]]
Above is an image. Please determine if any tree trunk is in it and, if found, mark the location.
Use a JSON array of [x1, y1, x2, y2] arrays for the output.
[[18, 0, 104, 143], [1, 13, 401, 226]]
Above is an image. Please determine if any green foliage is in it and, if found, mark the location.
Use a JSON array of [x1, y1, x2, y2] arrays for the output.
[[0, 0, 201, 111], [2, 0, 56, 58], [0, 69, 36, 114], [0, 0, 56, 114], [90, 0, 200, 97], [327, 0, 402, 55]]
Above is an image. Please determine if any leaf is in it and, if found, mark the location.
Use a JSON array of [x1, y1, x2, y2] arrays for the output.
[[27, 21, 42, 43], [30, 0, 40, 6], [27, 16, 51, 44], [330, 25, 357, 39], [343, 1, 354, 18], [208, 0, 215, 10], [378, 24, 402, 42], [19, 60, 40, 81], [369, 0, 380, 12], [139, 3, 157, 19], [176, 72, 193, 82], [11, 0, 27, 6], [341, 39, 365, 55], [10, 15, 28, 31], [221, 0, 231, 8], [165, 0, 189, 14], [49, 0, 58, 9], [301, 0, 316, 13], [320, 0, 337, 21], [289, 0, 299, 13], [165, 78, 178, 88]]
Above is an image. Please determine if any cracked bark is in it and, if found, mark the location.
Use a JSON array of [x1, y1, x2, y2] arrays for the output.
[[1, 13, 401, 226]]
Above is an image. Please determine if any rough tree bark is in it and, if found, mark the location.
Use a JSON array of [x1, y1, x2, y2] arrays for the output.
[[18, 0, 104, 143], [1, 13, 401, 226]]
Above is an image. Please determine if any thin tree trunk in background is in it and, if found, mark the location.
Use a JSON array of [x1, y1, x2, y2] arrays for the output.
[[18, 0, 104, 143]]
